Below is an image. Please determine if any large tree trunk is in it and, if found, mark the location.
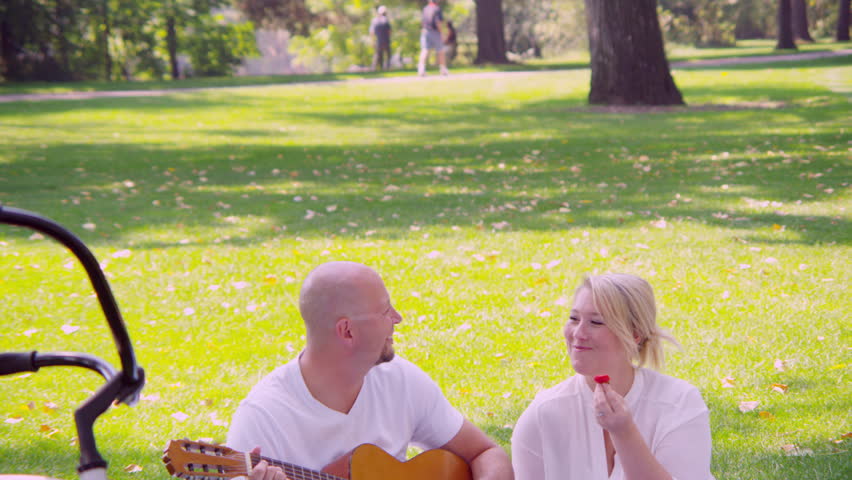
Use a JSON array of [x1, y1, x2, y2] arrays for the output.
[[584, 0, 683, 106], [837, 0, 851, 41], [792, 0, 813, 41], [0, 17, 19, 80], [776, 0, 797, 49], [474, 0, 509, 64]]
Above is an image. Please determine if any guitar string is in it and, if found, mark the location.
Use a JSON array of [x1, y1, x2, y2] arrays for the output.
[[217, 452, 344, 480], [254, 453, 343, 480]]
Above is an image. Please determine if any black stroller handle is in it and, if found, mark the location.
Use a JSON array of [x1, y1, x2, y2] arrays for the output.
[[0, 205, 145, 474], [0, 205, 142, 390], [0, 351, 118, 380]]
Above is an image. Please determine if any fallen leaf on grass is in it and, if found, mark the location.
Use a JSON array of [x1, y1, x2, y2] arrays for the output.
[[770, 383, 788, 394], [739, 401, 759, 412], [60, 324, 79, 334], [40, 424, 60, 437], [721, 377, 736, 388], [759, 411, 776, 421], [5, 416, 24, 424], [171, 412, 189, 422], [124, 464, 143, 473], [453, 323, 472, 335], [781, 444, 813, 456]]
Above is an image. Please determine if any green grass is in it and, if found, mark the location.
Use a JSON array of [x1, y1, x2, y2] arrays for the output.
[[0, 56, 850, 479]]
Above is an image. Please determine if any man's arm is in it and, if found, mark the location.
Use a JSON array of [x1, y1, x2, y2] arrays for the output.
[[440, 419, 514, 480]]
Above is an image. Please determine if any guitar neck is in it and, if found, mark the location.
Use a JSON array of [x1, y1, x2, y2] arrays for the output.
[[257, 454, 344, 480]]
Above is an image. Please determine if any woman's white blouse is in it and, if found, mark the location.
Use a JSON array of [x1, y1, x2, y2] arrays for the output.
[[511, 368, 715, 480]]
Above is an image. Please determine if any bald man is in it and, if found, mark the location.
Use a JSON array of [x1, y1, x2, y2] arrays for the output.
[[226, 261, 513, 480]]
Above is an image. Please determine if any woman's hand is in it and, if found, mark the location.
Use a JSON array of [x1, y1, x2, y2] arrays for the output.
[[593, 382, 636, 435]]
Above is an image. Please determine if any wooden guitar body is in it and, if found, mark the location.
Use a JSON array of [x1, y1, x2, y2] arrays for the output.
[[323, 443, 472, 480]]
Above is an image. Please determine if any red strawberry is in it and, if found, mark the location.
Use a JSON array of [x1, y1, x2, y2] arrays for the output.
[[594, 374, 610, 384]]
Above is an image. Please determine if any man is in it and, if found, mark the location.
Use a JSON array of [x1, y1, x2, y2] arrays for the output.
[[227, 261, 513, 480], [418, 0, 449, 76], [369, 5, 392, 71]]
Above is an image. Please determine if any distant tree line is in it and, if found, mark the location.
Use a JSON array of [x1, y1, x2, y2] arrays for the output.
[[1, 0, 848, 82], [658, 0, 849, 47], [0, 0, 257, 81]]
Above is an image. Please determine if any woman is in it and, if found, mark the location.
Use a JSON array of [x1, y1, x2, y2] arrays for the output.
[[512, 273, 714, 479]]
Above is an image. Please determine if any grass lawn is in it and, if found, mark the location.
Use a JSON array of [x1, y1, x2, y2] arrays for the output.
[[0, 54, 850, 479], [0, 39, 849, 96]]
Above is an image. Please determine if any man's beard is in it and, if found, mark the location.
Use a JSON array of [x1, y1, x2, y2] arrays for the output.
[[376, 343, 395, 365]]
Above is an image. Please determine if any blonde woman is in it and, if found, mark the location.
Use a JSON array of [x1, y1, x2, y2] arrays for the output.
[[512, 274, 714, 480]]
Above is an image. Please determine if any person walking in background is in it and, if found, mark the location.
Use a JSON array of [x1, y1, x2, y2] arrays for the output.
[[444, 19, 458, 66], [369, 5, 392, 70], [418, 0, 448, 76]]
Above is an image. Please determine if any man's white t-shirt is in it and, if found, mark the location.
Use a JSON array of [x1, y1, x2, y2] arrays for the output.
[[226, 355, 464, 471], [512, 368, 715, 480]]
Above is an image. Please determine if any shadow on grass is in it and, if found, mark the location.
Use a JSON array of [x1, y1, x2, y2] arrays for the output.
[[0, 81, 848, 248]]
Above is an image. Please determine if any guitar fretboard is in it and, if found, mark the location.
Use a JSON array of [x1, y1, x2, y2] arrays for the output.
[[255, 454, 345, 480]]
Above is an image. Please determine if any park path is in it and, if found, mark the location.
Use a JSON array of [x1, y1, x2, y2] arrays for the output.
[[1, 49, 850, 104]]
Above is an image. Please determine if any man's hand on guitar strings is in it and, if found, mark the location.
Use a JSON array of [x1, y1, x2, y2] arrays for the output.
[[248, 446, 291, 480]]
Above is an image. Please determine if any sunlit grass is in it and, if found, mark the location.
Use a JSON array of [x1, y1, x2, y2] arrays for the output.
[[1, 59, 850, 479]]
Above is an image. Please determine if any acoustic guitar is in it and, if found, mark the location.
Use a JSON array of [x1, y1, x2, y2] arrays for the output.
[[163, 439, 473, 480]]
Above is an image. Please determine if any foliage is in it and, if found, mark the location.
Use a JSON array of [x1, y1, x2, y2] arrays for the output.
[[659, 0, 843, 45], [503, 0, 586, 57], [184, 14, 259, 77], [659, 0, 739, 47], [0, 0, 258, 82], [234, 0, 315, 34]]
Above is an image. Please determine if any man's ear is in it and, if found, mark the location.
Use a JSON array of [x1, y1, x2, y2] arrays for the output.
[[336, 317, 354, 343]]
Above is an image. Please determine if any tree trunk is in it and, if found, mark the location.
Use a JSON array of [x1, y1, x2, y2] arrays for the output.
[[0, 17, 19, 80], [792, 0, 813, 41], [474, 0, 509, 64], [837, 0, 851, 41], [100, 0, 112, 80], [776, 0, 797, 49], [55, 0, 73, 80], [166, 14, 180, 79], [584, 0, 683, 106]]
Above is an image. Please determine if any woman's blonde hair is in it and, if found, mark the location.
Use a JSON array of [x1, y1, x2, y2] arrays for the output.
[[577, 273, 680, 370]]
